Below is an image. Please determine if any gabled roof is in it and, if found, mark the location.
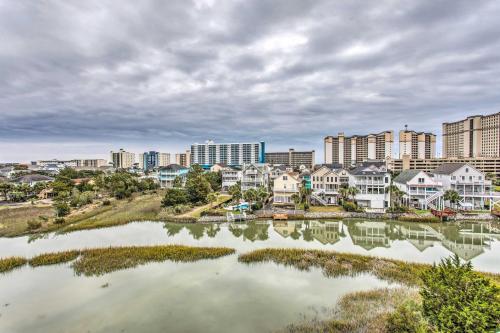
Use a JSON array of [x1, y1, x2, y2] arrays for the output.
[[432, 163, 468, 175], [14, 174, 54, 183], [349, 162, 388, 176], [159, 164, 188, 172], [393, 170, 422, 184]]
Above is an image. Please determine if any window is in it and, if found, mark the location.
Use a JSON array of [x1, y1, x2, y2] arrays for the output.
[[283, 176, 288, 180], [418, 178, 424, 184], [465, 168, 469, 173]]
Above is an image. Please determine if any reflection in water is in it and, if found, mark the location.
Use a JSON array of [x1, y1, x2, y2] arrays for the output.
[[1, 219, 499, 272], [161, 220, 499, 262]]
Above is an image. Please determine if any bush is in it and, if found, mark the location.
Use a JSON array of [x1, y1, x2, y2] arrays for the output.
[[27, 219, 42, 230], [102, 199, 111, 206], [386, 300, 429, 333], [54, 217, 66, 224], [398, 216, 440, 223], [54, 202, 70, 217], [342, 201, 359, 212], [420, 255, 500, 333], [252, 202, 263, 211]]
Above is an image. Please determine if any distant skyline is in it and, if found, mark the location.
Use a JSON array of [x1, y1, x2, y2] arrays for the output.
[[1, 1, 500, 162]]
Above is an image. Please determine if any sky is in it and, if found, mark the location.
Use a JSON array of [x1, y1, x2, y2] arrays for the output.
[[1, 0, 500, 163]]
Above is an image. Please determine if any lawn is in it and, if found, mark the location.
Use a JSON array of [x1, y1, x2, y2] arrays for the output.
[[308, 205, 345, 213]]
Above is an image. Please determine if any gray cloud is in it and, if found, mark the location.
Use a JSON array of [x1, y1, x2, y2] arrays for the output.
[[1, 0, 500, 161]]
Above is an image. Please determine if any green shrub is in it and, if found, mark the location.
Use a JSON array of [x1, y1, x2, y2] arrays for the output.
[[54, 201, 70, 217], [26, 219, 42, 230], [398, 216, 440, 223], [102, 199, 111, 206], [342, 201, 358, 212], [54, 217, 66, 224], [386, 300, 429, 333], [420, 255, 500, 333]]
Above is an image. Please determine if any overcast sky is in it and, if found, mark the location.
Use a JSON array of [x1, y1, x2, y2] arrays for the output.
[[1, 0, 500, 163]]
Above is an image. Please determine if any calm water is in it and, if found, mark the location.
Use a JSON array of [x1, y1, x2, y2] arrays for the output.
[[0, 219, 499, 332], [1, 219, 499, 272]]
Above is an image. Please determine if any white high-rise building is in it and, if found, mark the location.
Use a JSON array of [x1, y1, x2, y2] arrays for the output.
[[399, 128, 436, 159], [190, 141, 265, 167], [110, 149, 135, 169]]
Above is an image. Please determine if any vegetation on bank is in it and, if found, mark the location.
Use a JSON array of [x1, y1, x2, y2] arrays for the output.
[[72, 245, 235, 276], [0, 205, 54, 237], [241, 249, 500, 333], [239, 248, 430, 286], [0, 256, 28, 273], [278, 288, 422, 333], [29, 250, 81, 267], [0, 245, 235, 276]]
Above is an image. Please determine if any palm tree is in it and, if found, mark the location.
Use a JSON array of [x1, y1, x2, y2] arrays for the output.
[[443, 190, 460, 210], [386, 184, 404, 209], [347, 186, 360, 202], [256, 186, 268, 205], [243, 188, 257, 207], [291, 193, 300, 210], [338, 187, 349, 204]]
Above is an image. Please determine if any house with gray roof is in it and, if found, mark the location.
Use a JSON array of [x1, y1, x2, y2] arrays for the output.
[[393, 170, 442, 209], [347, 162, 391, 212], [158, 164, 189, 188], [13, 174, 54, 186]]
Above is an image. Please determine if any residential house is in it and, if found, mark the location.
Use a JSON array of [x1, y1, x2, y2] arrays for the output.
[[311, 166, 341, 205], [348, 161, 391, 211], [13, 174, 54, 186], [431, 163, 491, 209], [221, 166, 242, 192], [273, 172, 301, 206], [158, 164, 189, 188], [241, 163, 271, 191], [393, 170, 442, 209]]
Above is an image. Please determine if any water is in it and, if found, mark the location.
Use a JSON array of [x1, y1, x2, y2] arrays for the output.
[[0, 219, 498, 332], [1, 219, 499, 272]]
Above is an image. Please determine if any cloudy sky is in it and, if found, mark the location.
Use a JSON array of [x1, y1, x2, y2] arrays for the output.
[[1, 0, 500, 162]]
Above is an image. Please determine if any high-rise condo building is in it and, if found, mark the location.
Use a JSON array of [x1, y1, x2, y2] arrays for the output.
[[190, 141, 265, 167], [265, 149, 315, 170], [175, 150, 191, 167], [110, 149, 135, 169], [324, 131, 393, 166], [140, 151, 171, 170], [443, 112, 500, 158], [399, 128, 436, 159]]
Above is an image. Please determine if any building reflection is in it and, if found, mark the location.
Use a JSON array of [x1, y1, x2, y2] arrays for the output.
[[347, 221, 391, 250]]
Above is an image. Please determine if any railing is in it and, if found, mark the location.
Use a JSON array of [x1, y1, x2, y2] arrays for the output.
[[273, 188, 300, 193]]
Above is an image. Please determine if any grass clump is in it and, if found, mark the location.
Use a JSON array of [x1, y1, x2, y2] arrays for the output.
[[0, 257, 28, 273], [29, 250, 81, 267], [397, 216, 440, 223], [72, 245, 235, 276], [239, 248, 430, 286], [278, 288, 421, 333]]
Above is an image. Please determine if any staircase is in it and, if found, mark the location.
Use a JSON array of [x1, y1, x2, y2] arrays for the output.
[[424, 190, 444, 210], [311, 191, 329, 206]]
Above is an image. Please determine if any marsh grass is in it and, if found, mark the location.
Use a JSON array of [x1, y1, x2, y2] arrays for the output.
[[29, 250, 81, 267], [278, 288, 419, 333], [238, 248, 430, 286], [0, 257, 28, 273], [71, 245, 235, 276], [0, 245, 234, 276]]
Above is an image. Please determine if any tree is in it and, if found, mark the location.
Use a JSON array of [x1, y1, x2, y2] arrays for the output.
[[204, 171, 222, 192], [256, 186, 268, 205], [0, 182, 13, 200], [228, 182, 242, 201], [173, 176, 183, 188], [443, 189, 460, 210], [386, 184, 405, 209], [243, 188, 257, 206], [420, 255, 500, 332], [207, 192, 218, 208], [185, 168, 212, 204], [347, 186, 360, 201], [162, 188, 189, 207], [291, 193, 300, 210], [338, 187, 349, 203], [54, 201, 70, 217]]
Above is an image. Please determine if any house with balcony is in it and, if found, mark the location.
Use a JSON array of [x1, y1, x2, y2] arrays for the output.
[[158, 164, 189, 188], [221, 166, 242, 192], [348, 161, 391, 212], [241, 163, 271, 191], [431, 163, 491, 209], [393, 170, 443, 209], [273, 172, 301, 206], [311, 166, 341, 205]]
